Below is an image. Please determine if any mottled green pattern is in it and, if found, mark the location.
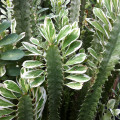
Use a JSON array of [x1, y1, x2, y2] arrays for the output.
[[46, 45, 63, 120], [70, 0, 81, 23], [13, 0, 31, 45], [17, 95, 33, 120]]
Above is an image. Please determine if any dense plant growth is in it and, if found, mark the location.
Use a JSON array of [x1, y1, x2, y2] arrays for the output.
[[0, 0, 120, 120]]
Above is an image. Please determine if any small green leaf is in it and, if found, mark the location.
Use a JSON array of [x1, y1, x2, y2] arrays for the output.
[[0, 66, 6, 77], [4, 80, 22, 93], [86, 18, 107, 37], [59, 9, 68, 18], [0, 97, 14, 108], [93, 7, 111, 31], [30, 37, 40, 46], [113, 109, 120, 116], [22, 70, 44, 79], [66, 53, 86, 65], [62, 28, 80, 49], [103, 112, 112, 120], [0, 8, 6, 15], [65, 65, 87, 74], [16, 32, 25, 42], [23, 60, 42, 68], [88, 47, 98, 60], [0, 34, 18, 47], [40, 24, 49, 42], [72, 22, 78, 29], [44, 17, 56, 43], [19, 78, 28, 93], [57, 25, 71, 42], [103, 0, 115, 20], [65, 41, 82, 56], [0, 87, 16, 99], [112, 0, 119, 12], [0, 21, 11, 34], [31, 76, 45, 88], [0, 108, 14, 117], [0, 49, 24, 61], [107, 99, 116, 109], [88, 60, 97, 69], [66, 74, 90, 82], [66, 82, 83, 90], [22, 42, 41, 55], [62, 16, 69, 26]]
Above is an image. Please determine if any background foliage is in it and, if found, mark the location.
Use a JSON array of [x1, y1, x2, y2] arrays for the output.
[[0, 0, 120, 120]]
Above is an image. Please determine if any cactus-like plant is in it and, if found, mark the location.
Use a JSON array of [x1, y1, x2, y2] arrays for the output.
[[79, 0, 86, 28], [78, 14, 120, 120], [13, 0, 31, 45], [69, 0, 81, 23], [0, 69, 47, 120], [84, 0, 120, 105], [22, 17, 90, 120]]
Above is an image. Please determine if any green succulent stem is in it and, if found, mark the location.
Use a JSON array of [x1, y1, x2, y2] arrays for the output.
[[46, 45, 63, 120], [78, 14, 120, 120], [70, 0, 81, 23], [79, 0, 86, 29], [17, 95, 33, 120], [13, 0, 31, 46]]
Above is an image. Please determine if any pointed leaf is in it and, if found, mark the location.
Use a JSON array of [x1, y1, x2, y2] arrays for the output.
[[66, 82, 83, 90], [30, 37, 40, 46], [0, 21, 11, 34], [19, 78, 28, 93], [57, 25, 71, 42], [65, 41, 82, 56], [113, 109, 120, 116], [62, 28, 80, 49], [0, 87, 16, 99], [31, 76, 45, 88], [0, 66, 6, 77], [66, 74, 90, 82], [0, 108, 14, 117], [62, 16, 69, 26], [0, 34, 18, 47], [22, 42, 41, 55], [112, 0, 119, 12], [23, 60, 42, 68], [16, 32, 25, 42], [44, 17, 56, 43], [103, 0, 112, 14], [0, 97, 14, 108], [93, 8, 111, 30], [86, 18, 107, 36], [4, 80, 22, 93], [103, 112, 112, 120], [103, 0, 115, 20], [88, 47, 98, 60], [22, 70, 44, 79], [107, 99, 116, 109], [88, 60, 97, 69], [66, 53, 86, 65], [39, 24, 49, 41], [0, 49, 24, 61], [65, 65, 87, 74]]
